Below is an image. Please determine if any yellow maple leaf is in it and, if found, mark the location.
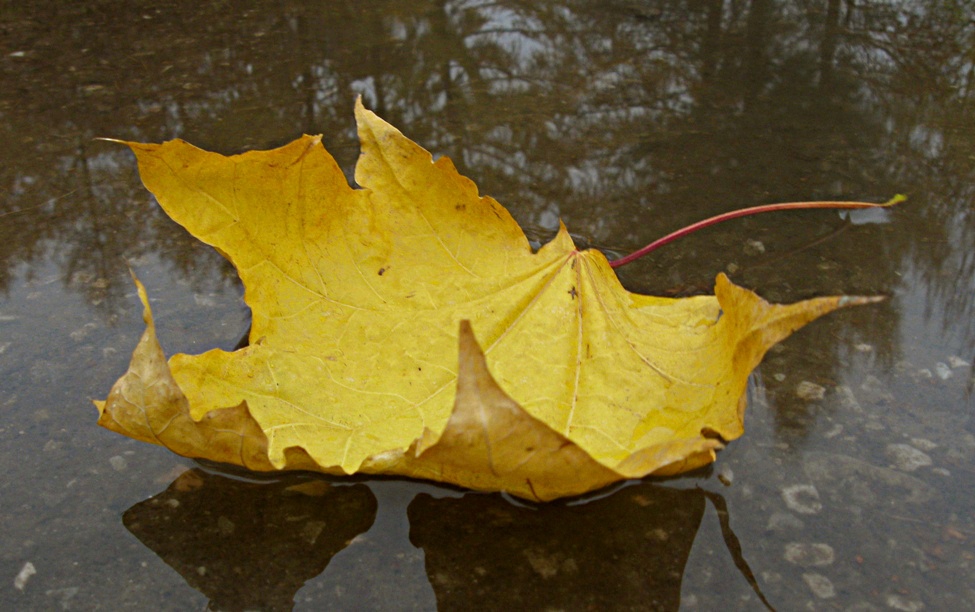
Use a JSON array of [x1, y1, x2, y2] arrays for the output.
[[96, 100, 880, 501]]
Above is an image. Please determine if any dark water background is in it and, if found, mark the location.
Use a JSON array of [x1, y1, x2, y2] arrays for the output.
[[1, 1, 973, 609]]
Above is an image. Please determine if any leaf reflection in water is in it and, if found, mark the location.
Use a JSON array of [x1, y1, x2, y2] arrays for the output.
[[122, 468, 376, 611], [124, 470, 771, 610], [410, 483, 772, 610]]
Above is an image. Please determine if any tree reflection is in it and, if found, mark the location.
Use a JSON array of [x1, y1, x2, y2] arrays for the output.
[[1, 0, 971, 349]]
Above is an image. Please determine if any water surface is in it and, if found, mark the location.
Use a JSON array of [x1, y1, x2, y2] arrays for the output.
[[1, 1, 973, 610]]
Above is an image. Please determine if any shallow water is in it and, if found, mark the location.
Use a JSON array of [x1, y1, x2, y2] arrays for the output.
[[1, 1, 973, 610]]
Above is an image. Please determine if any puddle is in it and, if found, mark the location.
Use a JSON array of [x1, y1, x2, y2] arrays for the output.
[[1, 2, 973, 610]]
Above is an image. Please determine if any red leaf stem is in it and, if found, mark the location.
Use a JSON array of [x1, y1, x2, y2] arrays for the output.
[[608, 196, 905, 268]]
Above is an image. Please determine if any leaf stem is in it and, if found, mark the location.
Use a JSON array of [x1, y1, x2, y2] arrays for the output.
[[608, 195, 906, 268]]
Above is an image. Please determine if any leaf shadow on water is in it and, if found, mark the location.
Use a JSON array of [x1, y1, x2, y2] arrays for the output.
[[123, 468, 772, 611]]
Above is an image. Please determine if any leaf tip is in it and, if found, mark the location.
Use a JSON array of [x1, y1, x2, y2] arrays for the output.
[[95, 137, 160, 157], [94, 137, 128, 145], [838, 294, 886, 307], [125, 269, 154, 324], [354, 95, 376, 125]]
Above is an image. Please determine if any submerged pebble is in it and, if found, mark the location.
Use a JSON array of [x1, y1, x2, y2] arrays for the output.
[[803, 451, 939, 507], [885, 444, 932, 472], [784, 542, 835, 567], [109, 455, 127, 472], [744, 239, 765, 255], [824, 423, 843, 438], [767, 512, 805, 532], [716, 466, 733, 486], [947, 355, 970, 368], [802, 572, 835, 599], [193, 293, 217, 307], [835, 385, 864, 412], [217, 516, 235, 536], [14, 561, 35, 591], [45, 587, 79, 608], [886, 594, 925, 611], [860, 375, 894, 403], [909, 438, 938, 452], [934, 362, 953, 380], [69, 322, 97, 342], [781, 484, 823, 514], [796, 381, 826, 401]]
